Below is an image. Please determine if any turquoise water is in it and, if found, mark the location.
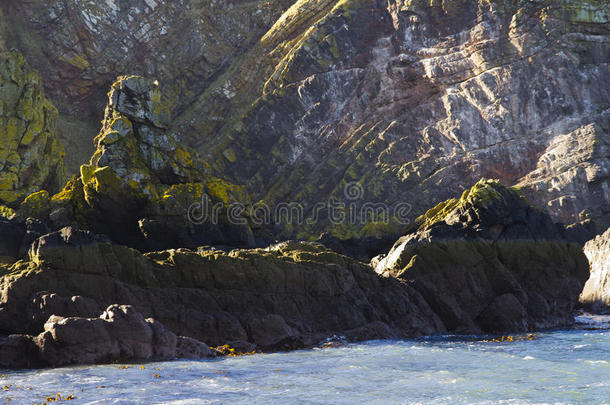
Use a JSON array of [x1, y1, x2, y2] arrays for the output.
[[2, 315, 609, 405]]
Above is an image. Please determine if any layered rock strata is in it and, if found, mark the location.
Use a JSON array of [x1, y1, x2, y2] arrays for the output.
[[25, 76, 255, 250]]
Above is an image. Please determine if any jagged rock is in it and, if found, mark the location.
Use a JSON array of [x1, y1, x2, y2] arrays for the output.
[[580, 227, 610, 313], [184, 0, 609, 239], [0, 182, 594, 368], [383, 179, 582, 246], [20, 304, 216, 368], [0, 51, 65, 206], [43, 76, 254, 249], [374, 180, 590, 333], [517, 120, 610, 228], [0, 0, 294, 172], [3, 1, 608, 243], [0, 229, 444, 358], [176, 336, 216, 360]]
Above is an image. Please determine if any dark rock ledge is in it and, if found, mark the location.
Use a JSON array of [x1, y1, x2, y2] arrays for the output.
[[0, 181, 590, 369]]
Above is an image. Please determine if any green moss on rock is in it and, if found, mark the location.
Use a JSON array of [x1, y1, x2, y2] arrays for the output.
[[19, 190, 50, 219], [414, 178, 524, 231], [0, 50, 65, 207]]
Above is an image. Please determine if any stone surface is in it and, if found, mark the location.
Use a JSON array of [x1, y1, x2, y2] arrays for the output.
[[374, 180, 590, 332], [0, 192, 589, 369], [0, 51, 65, 206], [43, 76, 254, 249], [181, 0, 610, 239], [2, 0, 608, 241], [0, 0, 294, 173], [0, 228, 444, 356], [28, 304, 216, 368], [580, 227, 610, 312]]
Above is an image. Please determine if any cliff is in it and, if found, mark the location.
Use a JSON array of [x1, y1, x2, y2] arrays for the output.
[[0, 0, 607, 241]]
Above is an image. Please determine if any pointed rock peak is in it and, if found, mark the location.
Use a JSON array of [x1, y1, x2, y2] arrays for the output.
[[107, 75, 170, 129], [89, 75, 206, 188]]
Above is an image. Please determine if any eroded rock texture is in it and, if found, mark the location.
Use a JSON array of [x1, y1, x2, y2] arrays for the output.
[[0, 181, 591, 369], [0, 227, 443, 358], [374, 180, 590, 332], [185, 0, 610, 238], [2, 0, 608, 239], [580, 227, 610, 312], [0, 51, 64, 207], [0, 302, 216, 369], [0, 0, 294, 172], [42, 76, 254, 249]]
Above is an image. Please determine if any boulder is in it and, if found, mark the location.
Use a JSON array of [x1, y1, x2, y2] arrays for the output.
[[0, 334, 43, 369], [176, 337, 216, 359], [579, 228, 610, 313], [374, 180, 590, 333], [0, 304, 216, 368]]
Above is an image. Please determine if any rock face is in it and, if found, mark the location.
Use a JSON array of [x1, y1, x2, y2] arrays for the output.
[[182, 0, 610, 238], [580, 227, 610, 312], [1, 0, 608, 237], [0, 0, 294, 172], [2, 1, 608, 240], [43, 76, 254, 250], [374, 180, 590, 332], [0, 51, 65, 207], [0, 0, 604, 369], [0, 302, 216, 369], [0, 227, 444, 364], [0, 183, 591, 369]]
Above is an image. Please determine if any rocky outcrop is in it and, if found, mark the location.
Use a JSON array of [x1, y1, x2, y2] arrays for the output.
[[0, 303, 216, 369], [184, 0, 610, 238], [374, 179, 590, 333], [2, 1, 608, 241], [0, 182, 591, 368], [0, 0, 294, 172], [36, 304, 216, 368], [0, 51, 65, 207], [0, 227, 443, 361], [580, 227, 610, 312], [35, 76, 254, 250]]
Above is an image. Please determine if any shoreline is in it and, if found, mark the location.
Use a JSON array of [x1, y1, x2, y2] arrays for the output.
[[3, 313, 609, 373]]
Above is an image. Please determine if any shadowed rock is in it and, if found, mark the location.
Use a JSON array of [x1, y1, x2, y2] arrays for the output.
[[1, 304, 215, 369], [580, 227, 610, 313], [374, 180, 590, 333]]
